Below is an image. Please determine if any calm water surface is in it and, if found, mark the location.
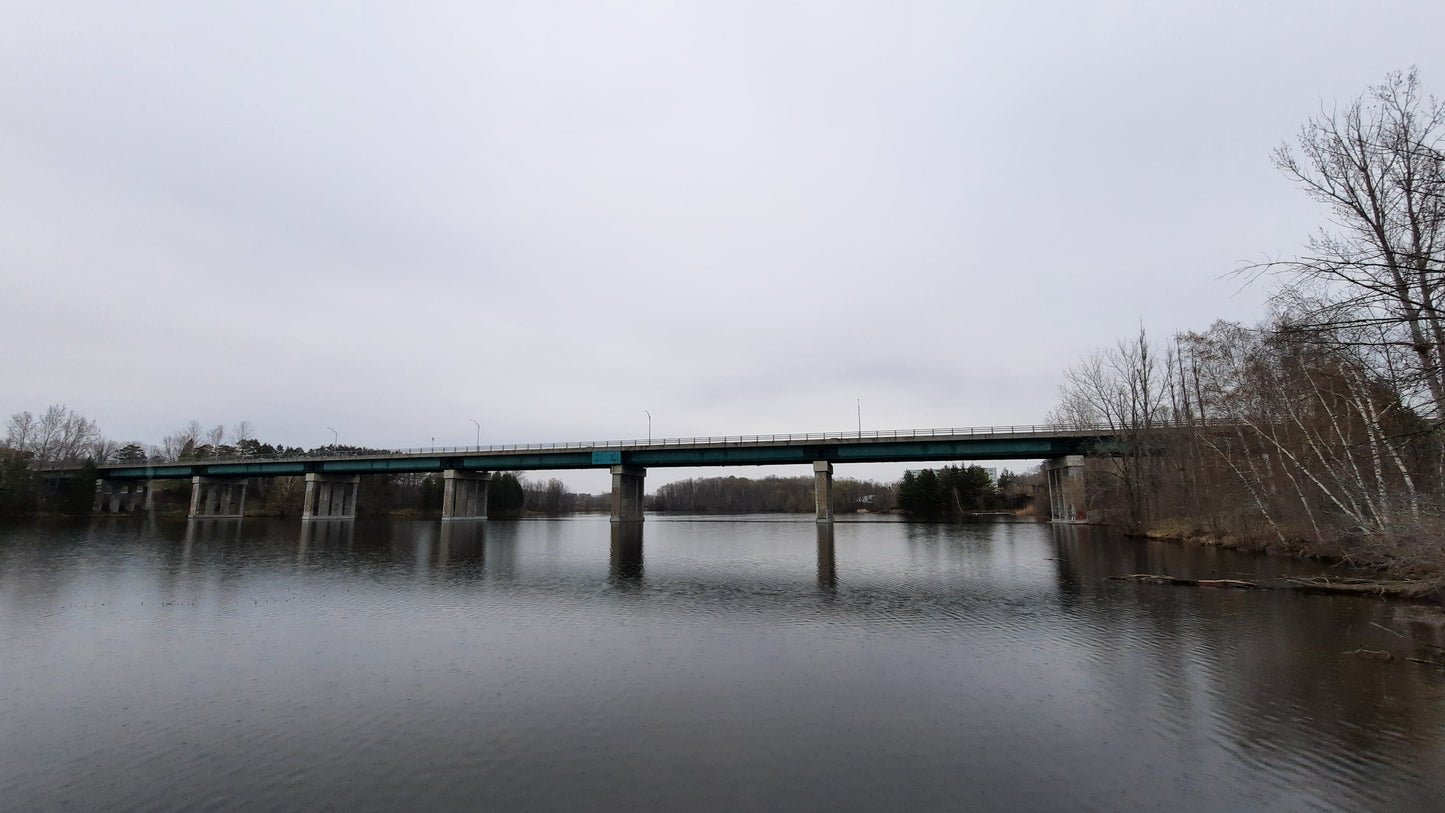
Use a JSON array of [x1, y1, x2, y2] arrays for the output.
[[2, 515, 1442, 811]]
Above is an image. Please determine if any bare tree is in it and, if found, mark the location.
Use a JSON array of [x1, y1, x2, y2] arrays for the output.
[[1256, 68, 1445, 417], [523, 477, 572, 514], [89, 438, 121, 465], [4, 405, 104, 463], [231, 421, 255, 444], [1171, 315, 1438, 554], [1050, 326, 1170, 527], [161, 420, 204, 461], [4, 411, 37, 451]]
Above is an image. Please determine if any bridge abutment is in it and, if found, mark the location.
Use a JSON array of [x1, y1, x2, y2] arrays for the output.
[[302, 473, 359, 520], [813, 461, 834, 523], [442, 470, 489, 521], [610, 465, 645, 522], [1045, 455, 1086, 523], [189, 476, 248, 518]]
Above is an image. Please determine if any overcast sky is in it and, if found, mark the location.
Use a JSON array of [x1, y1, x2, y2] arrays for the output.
[[5, 1, 1445, 492]]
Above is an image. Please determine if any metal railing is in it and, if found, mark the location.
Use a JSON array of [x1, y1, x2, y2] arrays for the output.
[[385, 423, 1116, 456]]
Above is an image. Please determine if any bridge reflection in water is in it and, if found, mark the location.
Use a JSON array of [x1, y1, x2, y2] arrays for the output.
[[180, 517, 851, 593]]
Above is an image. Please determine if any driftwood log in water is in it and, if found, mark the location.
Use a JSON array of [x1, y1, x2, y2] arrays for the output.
[[1278, 577, 1437, 599], [1343, 648, 1395, 660], [1341, 648, 1445, 667], [1110, 573, 1438, 600], [1109, 574, 1261, 589]]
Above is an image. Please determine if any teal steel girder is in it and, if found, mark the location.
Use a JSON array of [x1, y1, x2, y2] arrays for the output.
[[105, 465, 199, 479], [459, 452, 596, 470], [207, 462, 307, 476], [624, 437, 1107, 467], [94, 435, 1119, 480], [828, 437, 1102, 463], [320, 458, 446, 473], [628, 446, 826, 467]]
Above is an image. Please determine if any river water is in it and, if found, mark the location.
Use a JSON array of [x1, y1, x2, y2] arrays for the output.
[[1, 514, 1442, 811]]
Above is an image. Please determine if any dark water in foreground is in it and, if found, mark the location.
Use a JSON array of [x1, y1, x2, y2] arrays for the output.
[[1, 515, 1443, 811]]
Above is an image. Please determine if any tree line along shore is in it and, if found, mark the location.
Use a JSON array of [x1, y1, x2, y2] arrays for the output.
[[1050, 70, 1444, 596]]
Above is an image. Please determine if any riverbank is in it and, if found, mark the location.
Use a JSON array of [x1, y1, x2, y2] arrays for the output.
[[1129, 518, 1445, 604]]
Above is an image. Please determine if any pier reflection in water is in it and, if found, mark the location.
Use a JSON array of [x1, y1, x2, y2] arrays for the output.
[[610, 522, 644, 584], [0, 514, 1442, 812], [816, 523, 837, 593]]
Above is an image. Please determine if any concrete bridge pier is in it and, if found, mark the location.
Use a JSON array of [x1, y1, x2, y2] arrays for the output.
[[814, 461, 833, 523], [610, 465, 645, 522], [1045, 455, 1087, 523], [442, 470, 489, 521], [302, 473, 360, 520], [189, 476, 248, 518], [94, 480, 153, 513]]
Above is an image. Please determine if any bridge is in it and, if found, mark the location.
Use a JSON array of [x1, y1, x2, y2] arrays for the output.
[[71, 425, 1117, 523]]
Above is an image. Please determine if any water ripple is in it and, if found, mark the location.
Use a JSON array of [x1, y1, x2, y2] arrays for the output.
[[1, 516, 1441, 811]]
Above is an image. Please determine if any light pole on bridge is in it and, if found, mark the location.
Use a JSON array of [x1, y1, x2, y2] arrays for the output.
[[470, 418, 480, 448], [644, 410, 652, 444], [326, 426, 338, 448]]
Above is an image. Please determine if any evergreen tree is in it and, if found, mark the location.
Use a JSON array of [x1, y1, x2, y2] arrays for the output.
[[0, 450, 37, 517], [488, 473, 524, 518]]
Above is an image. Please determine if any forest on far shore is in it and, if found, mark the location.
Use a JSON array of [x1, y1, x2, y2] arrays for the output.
[[2, 407, 1040, 520]]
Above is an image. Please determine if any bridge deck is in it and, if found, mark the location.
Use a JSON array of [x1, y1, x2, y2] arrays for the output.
[[72, 425, 1121, 480]]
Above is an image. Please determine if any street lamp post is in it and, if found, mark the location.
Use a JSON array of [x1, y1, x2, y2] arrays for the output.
[[326, 426, 338, 448], [644, 410, 652, 444], [470, 418, 480, 449]]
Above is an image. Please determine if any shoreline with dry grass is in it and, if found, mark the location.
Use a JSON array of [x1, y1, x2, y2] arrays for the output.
[[1125, 518, 1444, 604]]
